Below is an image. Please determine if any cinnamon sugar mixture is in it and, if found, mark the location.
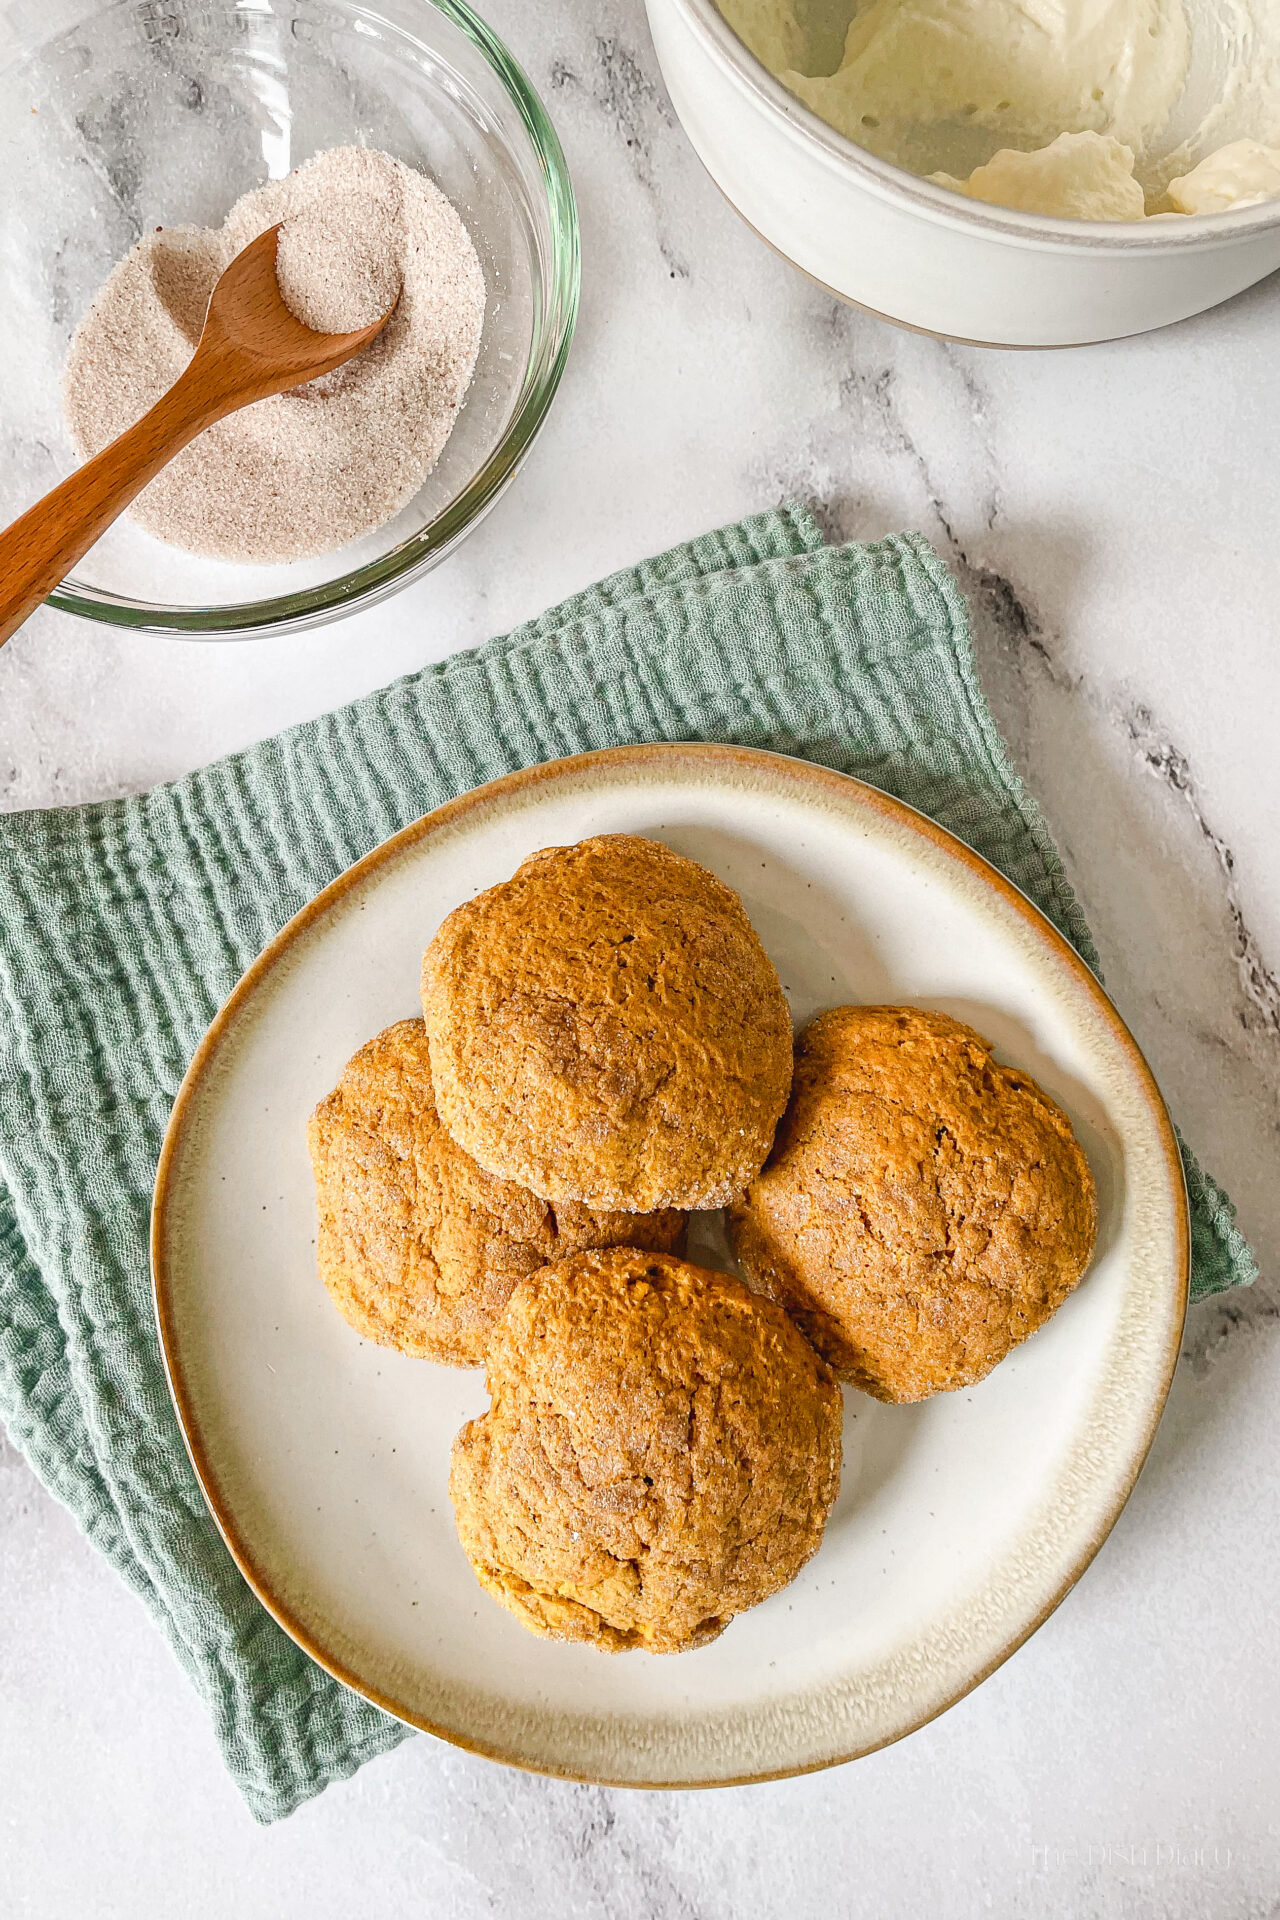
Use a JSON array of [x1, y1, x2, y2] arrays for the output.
[[62, 146, 485, 563]]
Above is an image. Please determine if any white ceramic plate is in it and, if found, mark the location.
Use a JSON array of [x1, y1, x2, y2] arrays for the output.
[[152, 744, 1188, 1785]]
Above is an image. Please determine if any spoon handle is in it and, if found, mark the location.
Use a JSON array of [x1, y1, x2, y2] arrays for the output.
[[0, 370, 226, 647]]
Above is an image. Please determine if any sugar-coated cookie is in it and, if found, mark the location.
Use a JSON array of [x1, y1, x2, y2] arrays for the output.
[[729, 1006, 1097, 1402], [449, 1247, 842, 1651], [421, 835, 793, 1211]]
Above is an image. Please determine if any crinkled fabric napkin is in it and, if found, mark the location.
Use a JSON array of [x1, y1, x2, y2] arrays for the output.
[[0, 506, 1256, 1822]]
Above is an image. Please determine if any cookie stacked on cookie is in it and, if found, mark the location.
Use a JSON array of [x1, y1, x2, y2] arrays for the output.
[[420, 833, 794, 1211], [307, 1016, 687, 1367], [309, 835, 836, 1653], [308, 835, 796, 1366], [451, 1247, 842, 1654], [306, 830, 1098, 1655]]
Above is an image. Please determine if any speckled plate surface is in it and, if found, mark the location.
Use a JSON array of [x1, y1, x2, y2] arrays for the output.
[[151, 743, 1188, 1785]]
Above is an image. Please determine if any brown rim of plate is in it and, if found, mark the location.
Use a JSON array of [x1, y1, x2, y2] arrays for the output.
[[150, 740, 1191, 1789]]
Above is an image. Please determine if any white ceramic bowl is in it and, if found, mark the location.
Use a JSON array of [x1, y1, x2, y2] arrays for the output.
[[645, 0, 1280, 347]]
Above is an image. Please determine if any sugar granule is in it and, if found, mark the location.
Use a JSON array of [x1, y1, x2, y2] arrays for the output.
[[62, 146, 486, 563]]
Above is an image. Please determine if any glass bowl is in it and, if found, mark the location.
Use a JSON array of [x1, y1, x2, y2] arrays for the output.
[[0, 0, 578, 636]]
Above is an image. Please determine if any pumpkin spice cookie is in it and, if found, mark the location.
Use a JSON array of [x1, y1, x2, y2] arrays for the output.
[[307, 1020, 686, 1367], [420, 834, 794, 1211], [449, 1247, 843, 1652], [728, 1006, 1098, 1403]]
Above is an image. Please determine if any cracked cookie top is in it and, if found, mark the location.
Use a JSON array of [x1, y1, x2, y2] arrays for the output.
[[727, 1006, 1098, 1403], [420, 834, 794, 1211], [449, 1247, 843, 1652], [307, 1019, 687, 1367]]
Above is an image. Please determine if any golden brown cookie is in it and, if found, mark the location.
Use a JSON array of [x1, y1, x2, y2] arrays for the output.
[[307, 1020, 687, 1366], [449, 1247, 843, 1652], [728, 1006, 1098, 1403], [420, 834, 793, 1211]]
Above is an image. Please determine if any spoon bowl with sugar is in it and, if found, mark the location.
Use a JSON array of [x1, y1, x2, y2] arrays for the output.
[[0, 224, 395, 647]]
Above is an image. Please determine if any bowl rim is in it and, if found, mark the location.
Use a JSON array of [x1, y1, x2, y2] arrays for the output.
[[664, 0, 1280, 250], [37, 0, 580, 638]]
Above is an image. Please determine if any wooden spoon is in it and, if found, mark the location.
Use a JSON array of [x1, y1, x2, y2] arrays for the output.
[[0, 224, 394, 646]]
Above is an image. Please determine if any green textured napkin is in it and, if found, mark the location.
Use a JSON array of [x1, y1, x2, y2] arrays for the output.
[[0, 506, 1255, 1823]]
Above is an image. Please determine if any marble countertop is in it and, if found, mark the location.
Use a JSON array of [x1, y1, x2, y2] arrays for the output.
[[3, 2, 1279, 1913]]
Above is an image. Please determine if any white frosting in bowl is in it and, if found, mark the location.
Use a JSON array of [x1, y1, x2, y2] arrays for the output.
[[717, 0, 1280, 219]]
